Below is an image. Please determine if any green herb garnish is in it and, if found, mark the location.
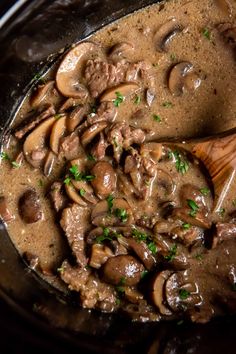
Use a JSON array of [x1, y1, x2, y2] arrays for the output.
[[95, 228, 113, 244], [141, 270, 149, 279], [132, 228, 148, 242], [38, 179, 44, 187], [148, 242, 157, 255], [232, 200, 236, 207], [170, 53, 176, 61], [0, 152, 10, 161], [187, 199, 199, 217], [114, 208, 128, 223], [200, 187, 210, 196], [164, 244, 177, 262], [153, 114, 161, 122], [11, 161, 20, 169], [172, 150, 189, 175], [106, 194, 114, 213], [182, 223, 191, 230], [195, 254, 203, 261], [64, 177, 71, 185], [69, 165, 95, 182], [54, 113, 64, 120], [218, 208, 225, 217], [162, 101, 173, 108], [87, 154, 96, 161], [179, 289, 190, 300], [57, 267, 64, 273], [79, 188, 86, 197], [202, 28, 211, 40], [134, 95, 141, 105], [113, 91, 124, 107]]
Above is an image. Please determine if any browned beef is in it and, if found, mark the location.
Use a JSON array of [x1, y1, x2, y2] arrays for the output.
[[60, 204, 91, 267], [14, 104, 55, 139], [59, 133, 83, 160], [60, 260, 117, 311], [212, 222, 236, 248], [50, 182, 68, 212], [90, 132, 108, 161], [87, 101, 117, 125]]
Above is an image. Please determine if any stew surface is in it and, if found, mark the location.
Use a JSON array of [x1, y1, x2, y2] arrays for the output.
[[0, 0, 236, 323]]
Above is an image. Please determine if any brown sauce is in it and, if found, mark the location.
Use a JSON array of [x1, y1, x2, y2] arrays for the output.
[[0, 0, 236, 322]]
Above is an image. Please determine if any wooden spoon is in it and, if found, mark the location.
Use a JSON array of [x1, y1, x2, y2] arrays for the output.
[[161, 127, 236, 214]]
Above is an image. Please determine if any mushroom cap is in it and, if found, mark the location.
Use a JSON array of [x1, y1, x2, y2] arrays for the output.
[[91, 161, 117, 198], [154, 18, 182, 53], [23, 116, 55, 168], [168, 61, 201, 96], [100, 82, 140, 102], [50, 115, 67, 154], [151, 270, 173, 315], [56, 41, 99, 98]]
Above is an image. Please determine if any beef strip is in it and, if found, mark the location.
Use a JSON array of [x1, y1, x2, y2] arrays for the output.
[[212, 222, 236, 248], [60, 260, 117, 311], [50, 182, 68, 212], [60, 204, 91, 267]]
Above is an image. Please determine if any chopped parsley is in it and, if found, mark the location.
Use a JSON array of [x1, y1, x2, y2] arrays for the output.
[[106, 194, 114, 213], [179, 289, 190, 300], [0, 152, 10, 161], [202, 28, 211, 40], [187, 199, 199, 217], [87, 154, 96, 162], [172, 150, 189, 175], [79, 188, 86, 197], [54, 113, 64, 120], [57, 267, 64, 273], [64, 177, 71, 185], [153, 114, 161, 122], [38, 179, 44, 187], [200, 187, 210, 196], [116, 277, 126, 293], [218, 208, 225, 217], [182, 223, 191, 230], [132, 228, 157, 255], [69, 165, 95, 182], [164, 244, 177, 262], [11, 161, 20, 169], [195, 254, 203, 261], [115, 298, 121, 305], [170, 53, 176, 61], [95, 228, 113, 244], [162, 101, 173, 108], [113, 91, 124, 107], [232, 200, 236, 207], [141, 270, 149, 279], [114, 208, 128, 223], [148, 242, 157, 255], [134, 95, 141, 105]]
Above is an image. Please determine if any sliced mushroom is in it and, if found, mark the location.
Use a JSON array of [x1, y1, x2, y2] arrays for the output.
[[14, 104, 56, 140], [214, 0, 232, 16], [91, 161, 117, 199], [151, 270, 173, 315], [0, 196, 14, 222], [71, 179, 98, 204], [100, 82, 140, 103], [108, 42, 134, 60], [172, 207, 212, 229], [30, 81, 57, 108], [124, 287, 144, 304], [81, 121, 107, 146], [23, 116, 55, 168], [89, 244, 113, 269], [87, 226, 104, 244], [156, 169, 176, 198], [91, 198, 133, 226], [165, 271, 202, 312], [140, 143, 163, 162], [102, 255, 144, 286], [56, 41, 99, 98], [154, 18, 183, 52], [65, 182, 87, 206], [43, 150, 56, 177], [50, 115, 67, 154], [126, 237, 156, 270], [19, 189, 43, 224], [67, 105, 87, 132], [59, 97, 83, 112], [168, 62, 201, 96]]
